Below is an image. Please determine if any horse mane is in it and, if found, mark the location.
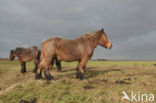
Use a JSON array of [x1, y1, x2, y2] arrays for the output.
[[15, 47, 25, 53], [81, 30, 100, 40], [30, 46, 40, 51]]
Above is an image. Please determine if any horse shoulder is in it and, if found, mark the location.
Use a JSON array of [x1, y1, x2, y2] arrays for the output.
[[16, 54, 23, 63]]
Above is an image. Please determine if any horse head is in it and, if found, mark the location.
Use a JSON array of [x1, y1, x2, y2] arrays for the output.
[[98, 28, 112, 49], [9, 50, 16, 60]]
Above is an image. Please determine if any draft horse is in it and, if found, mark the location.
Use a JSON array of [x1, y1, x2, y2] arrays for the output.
[[36, 28, 112, 80], [9, 46, 41, 73]]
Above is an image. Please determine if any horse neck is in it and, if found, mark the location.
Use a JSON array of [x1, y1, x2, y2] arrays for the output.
[[88, 38, 99, 50], [77, 36, 99, 50]]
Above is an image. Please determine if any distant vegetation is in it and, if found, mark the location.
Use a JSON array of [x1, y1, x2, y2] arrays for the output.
[[0, 58, 9, 60]]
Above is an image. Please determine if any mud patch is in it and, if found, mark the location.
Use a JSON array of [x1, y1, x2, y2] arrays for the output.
[[16, 74, 20, 77], [88, 79, 108, 84], [115, 80, 130, 85], [123, 78, 131, 81], [19, 97, 38, 103], [126, 74, 134, 76], [83, 85, 94, 90]]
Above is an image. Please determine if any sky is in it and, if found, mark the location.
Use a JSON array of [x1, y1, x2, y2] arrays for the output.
[[0, 0, 156, 60]]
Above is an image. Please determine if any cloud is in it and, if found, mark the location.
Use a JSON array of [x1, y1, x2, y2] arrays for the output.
[[0, 0, 156, 60]]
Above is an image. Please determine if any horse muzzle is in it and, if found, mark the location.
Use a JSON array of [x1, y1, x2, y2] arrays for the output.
[[107, 44, 112, 49]]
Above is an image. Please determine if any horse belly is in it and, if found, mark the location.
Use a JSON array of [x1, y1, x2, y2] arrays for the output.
[[57, 53, 80, 62], [21, 55, 32, 62], [56, 40, 81, 62]]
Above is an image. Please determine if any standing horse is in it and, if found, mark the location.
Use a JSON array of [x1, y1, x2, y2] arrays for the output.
[[9, 46, 41, 73], [35, 28, 112, 80]]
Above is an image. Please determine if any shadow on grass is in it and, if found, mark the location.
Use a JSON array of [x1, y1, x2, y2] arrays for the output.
[[59, 66, 98, 73], [60, 68, 76, 72], [54, 67, 121, 80], [85, 68, 121, 79]]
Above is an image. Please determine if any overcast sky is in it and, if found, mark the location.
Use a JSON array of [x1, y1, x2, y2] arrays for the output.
[[0, 0, 156, 60]]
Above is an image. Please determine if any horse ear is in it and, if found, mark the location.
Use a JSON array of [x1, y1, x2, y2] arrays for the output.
[[11, 50, 14, 53], [101, 28, 104, 32]]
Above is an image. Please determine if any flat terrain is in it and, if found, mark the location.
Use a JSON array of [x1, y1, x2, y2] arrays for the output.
[[0, 60, 156, 103]]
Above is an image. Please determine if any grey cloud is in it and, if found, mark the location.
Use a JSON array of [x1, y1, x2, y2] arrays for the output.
[[0, 0, 156, 60]]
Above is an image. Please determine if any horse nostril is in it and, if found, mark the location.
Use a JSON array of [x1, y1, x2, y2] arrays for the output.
[[109, 44, 112, 49]]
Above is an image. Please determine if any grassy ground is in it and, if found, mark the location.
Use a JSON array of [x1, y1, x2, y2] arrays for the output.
[[0, 60, 156, 103]]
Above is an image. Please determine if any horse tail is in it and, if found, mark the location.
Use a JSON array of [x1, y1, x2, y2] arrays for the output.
[[31, 46, 41, 64], [37, 50, 41, 63]]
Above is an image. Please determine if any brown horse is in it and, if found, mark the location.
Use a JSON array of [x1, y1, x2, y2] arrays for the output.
[[35, 28, 112, 80], [9, 46, 41, 73]]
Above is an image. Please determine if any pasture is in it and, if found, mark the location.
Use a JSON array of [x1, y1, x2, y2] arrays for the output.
[[0, 60, 156, 103]]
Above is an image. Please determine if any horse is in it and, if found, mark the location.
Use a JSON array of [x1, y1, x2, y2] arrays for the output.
[[35, 28, 112, 80], [9, 46, 41, 73]]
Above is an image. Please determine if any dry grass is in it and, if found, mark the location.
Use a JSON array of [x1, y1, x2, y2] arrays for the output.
[[0, 60, 156, 103]]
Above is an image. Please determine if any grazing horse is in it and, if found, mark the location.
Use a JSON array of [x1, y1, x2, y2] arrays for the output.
[[9, 46, 41, 73], [35, 28, 112, 80]]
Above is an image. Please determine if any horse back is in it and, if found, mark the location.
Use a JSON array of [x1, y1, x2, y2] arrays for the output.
[[17, 46, 40, 62], [42, 37, 89, 62]]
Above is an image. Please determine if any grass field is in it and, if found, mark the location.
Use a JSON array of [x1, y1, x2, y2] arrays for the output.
[[0, 60, 156, 103]]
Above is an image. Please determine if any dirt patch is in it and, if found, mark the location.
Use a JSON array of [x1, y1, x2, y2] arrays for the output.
[[153, 64, 156, 66], [123, 78, 131, 81], [100, 79, 108, 82], [115, 80, 130, 85], [126, 74, 135, 76], [88, 79, 108, 84], [0, 71, 34, 90], [83, 85, 94, 90], [19, 97, 38, 103], [103, 69, 121, 73]]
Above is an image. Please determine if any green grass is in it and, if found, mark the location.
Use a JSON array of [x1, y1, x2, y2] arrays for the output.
[[0, 60, 156, 103]]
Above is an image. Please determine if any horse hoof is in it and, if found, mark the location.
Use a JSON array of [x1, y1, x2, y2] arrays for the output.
[[79, 74, 84, 80], [76, 72, 79, 79], [44, 71, 54, 80], [76, 72, 85, 80], [45, 74, 54, 80], [46, 77, 54, 80], [45, 75, 54, 80], [35, 73, 42, 80]]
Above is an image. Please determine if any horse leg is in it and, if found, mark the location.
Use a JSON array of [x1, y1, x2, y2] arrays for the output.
[[33, 59, 39, 73], [76, 66, 78, 71], [44, 59, 54, 80], [21, 62, 26, 73], [33, 62, 38, 73], [83, 65, 86, 72], [76, 59, 88, 80], [56, 60, 62, 71], [76, 65, 86, 72], [35, 59, 44, 80]]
